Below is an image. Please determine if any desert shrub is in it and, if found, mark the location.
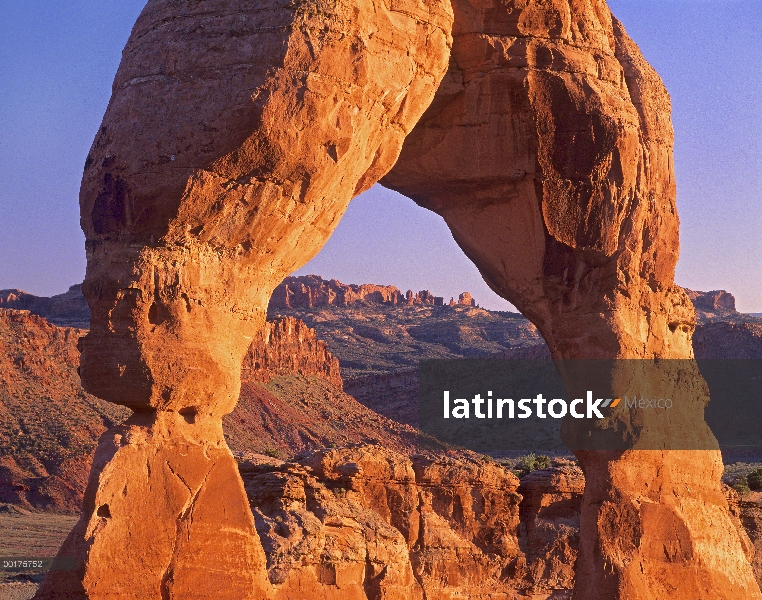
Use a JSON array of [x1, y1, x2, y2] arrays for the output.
[[747, 468, 762, 490], [516, 453, 551, 477], [734, 476, 751, 496], [264, 447, 280, 459]]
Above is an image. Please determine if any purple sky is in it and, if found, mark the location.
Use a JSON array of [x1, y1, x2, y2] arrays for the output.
[[1, 1, 760, 312]]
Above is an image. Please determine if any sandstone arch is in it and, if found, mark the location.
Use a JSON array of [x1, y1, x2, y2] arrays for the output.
[[35, 0, 760, 598]]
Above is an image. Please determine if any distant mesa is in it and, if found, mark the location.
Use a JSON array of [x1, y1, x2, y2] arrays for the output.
[[0, 283, 751, 330], [0, 284, 90, 329], [270, 274, 464, 309], [684, 289, 737, 313]]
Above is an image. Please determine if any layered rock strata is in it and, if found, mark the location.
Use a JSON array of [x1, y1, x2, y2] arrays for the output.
[[270, 275, 446, 308], [242, 317, 342, 389]]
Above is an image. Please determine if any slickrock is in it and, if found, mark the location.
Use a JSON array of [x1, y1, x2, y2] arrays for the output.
[[270, 275, 446, 308], [383, 0, 760, 597], [241, 446, 536, 599]]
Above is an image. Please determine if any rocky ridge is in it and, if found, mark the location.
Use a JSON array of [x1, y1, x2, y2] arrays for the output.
[[271, 275, 453, 308], [0, 310, 417, 512]]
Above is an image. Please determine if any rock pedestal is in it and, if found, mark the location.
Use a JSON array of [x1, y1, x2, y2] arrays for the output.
[[36, 0, 453, 596]]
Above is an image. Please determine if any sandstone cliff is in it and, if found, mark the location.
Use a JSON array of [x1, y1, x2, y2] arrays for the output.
[[270, 275, 447, 308], [243, 317, 342, 389], [0, 310, 419, 512], [686, 289, 737, 313]]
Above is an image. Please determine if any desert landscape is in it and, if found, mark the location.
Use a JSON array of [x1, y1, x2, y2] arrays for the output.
[[1, 0, 761, 598], [3, 281, 762, 598]]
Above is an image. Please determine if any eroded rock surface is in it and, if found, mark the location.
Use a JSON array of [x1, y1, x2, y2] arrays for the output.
[[243, 317, 343, 389], [382, 0, 760, 597], [270, 275, 446, 308], [38, 0, 454, 595], [242, 446, 539, 599], [34, 0, 760, 596]]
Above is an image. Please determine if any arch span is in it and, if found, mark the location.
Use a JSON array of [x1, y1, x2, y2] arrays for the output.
[[35, 0, 760, 598]]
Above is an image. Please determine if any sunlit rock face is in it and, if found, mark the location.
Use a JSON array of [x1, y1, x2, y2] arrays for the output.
[[35, 0, 453, 596], [383, 0, 761, 597], [35, 0, 761, 598]]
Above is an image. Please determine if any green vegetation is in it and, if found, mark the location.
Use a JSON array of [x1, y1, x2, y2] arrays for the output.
[[515, 453, 551, 477], [733, 476, 751, 496], [747, 468, 762, 490]]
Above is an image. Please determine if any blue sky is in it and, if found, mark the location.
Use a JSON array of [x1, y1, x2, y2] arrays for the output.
[[1, 1, 760, 311]]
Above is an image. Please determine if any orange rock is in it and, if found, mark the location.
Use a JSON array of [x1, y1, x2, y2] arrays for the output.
[[36, 0, 760, 595], [242, 317, 343, 390], [383, 0, 760, 596], [241, 446, 529, 599], [269, 275, 445, 308], [43, 0, 454, 594]]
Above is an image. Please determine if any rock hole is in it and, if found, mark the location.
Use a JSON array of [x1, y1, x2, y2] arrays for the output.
[[97, 504, 111, 518], [668, 323, 678, 333], [179, 407, 198, 425], [148, 301, 169, 325]]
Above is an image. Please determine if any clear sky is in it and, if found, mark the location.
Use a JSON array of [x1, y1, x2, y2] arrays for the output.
[[1, 1, 760, 312]]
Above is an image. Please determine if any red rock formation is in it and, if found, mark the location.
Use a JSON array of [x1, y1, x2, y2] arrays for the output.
[[0, 308, 420, 512], [686, 289, 737, 312], [242, 317, 342, 390], [270, 275, 445, 308], [382, 0, 760, 596], [35, 0, 759, 596], [448, 292, 476, 307], [459, 292, 475, 306], [241, 446, 533, 599], [37, 0, 454, 594]]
